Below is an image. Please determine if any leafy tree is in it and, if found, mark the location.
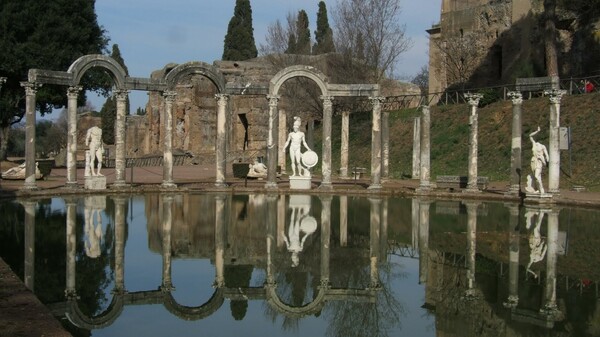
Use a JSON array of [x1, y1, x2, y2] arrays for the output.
[[313, 1, 335, 54], [411, 65, 429, 96], [222, 0, 257, 61], [0, 0, 109, 160]]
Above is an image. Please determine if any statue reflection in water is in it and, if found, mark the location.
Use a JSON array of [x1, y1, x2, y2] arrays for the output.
[[84, 196, 105, 258], [525, 209, 547, 279], [283, 195, 317, 267]]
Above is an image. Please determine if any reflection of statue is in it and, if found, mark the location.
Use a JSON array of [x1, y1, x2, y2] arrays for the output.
[[525, 126, 549, 194], [247, 158, 267, 178], [283, 196, 317, 267], [284, 117, 312, 177], [85, 126, 104, 176], [84, 198, 104, 258], [525, 210, 547, 279]]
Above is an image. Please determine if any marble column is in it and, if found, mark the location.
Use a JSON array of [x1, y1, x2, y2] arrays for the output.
[[65, 198, 77, 299], [507, 92, 523, 195], [464, 201, 480, 298], [541, 208, 561, 317], [339, 196, 348, 247], [464, 93, 483, 193], [412, 117, 421, 179], [320, 96, 334, 189], [161, 91, 177, 188], [368, 96, 385, 190], [113, 90, 129, 187], [21, 82, 41, 190], [113, 197, 127, 293], [418, 198, 431, 284], [544, 89, 566, 194], [265, 95, 280, 189], [320, 196, 332, 288], [382, 109, 390, 180], [66, 86, 82, 188], [369, 197, 382, 288], [215, 94, 229, 188], [417, 106, 431, 191], [214, 194, 227, 287], [503, 203, 520, 308], [23, 201, 36, 290], [161, 195, 174, 291], [340, 111, 350, 178], [278, 109, 287, 174]]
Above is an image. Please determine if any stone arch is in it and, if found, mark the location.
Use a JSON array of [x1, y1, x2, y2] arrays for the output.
[[265, 285, 327, 318], [164, 61, 226, 93], [269, 65, 329, 97], [67, 54, 127, 88], [162, 288, 225, 320], [65, 293, 125, 330]]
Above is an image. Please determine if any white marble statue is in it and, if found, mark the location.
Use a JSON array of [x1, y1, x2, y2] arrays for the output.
[[85, 126, 104, 177], [525, 126, 549, 194], [1, 162, 42, 180], [283, 116, 312, 177], [247, 158, 267, 178]]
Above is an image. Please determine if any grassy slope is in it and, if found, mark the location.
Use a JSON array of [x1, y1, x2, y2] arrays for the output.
[[317, 92, 600, 190]]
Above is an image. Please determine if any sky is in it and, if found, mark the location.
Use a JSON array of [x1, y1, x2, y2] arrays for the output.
[[85, 0, 441, 113]]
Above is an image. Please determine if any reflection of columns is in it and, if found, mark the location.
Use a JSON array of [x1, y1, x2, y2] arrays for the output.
[[23, 201, 36, 290], [113, 90, 129, 187], [65, 198, 77, 298], [369, 197, 382, 288], [265, 95, 280, 189], [113, 197, 127, 292], [542, 208, 561, 317], [464, 93, 483, 193], [381, 198, 389, 258], [411, 198, 420, 250], [382, 110, 390, 180], [266, 195, 278, 285], [507, 92, 523, 195], [66, 86, 82, 188], [215, 94, 229, 187], [277, 195, 286, 247], [161, 195, 174, 291], [545, 90, 566, 194], [320, 96, 334, 189], [278, 109, 287, 174], [464, 201, 480, 297], [412, 117, 421, 179], [418, 198, 431, 284], [368, 97, 384, 189], [339, 196, 348, 246], [21, 82, 41, 190], [320, 196, 332, 288], [504, 203, 520, 308], [418, 106, 431, 191], [214, 194, 227, 287], [162, 91, 177, 188], [340, 111, 350, 178]]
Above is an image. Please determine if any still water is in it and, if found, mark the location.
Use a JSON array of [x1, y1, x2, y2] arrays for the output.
[[0, 193, 599, 337]]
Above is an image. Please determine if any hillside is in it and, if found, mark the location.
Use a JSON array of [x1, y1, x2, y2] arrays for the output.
[[321, 92, 600, 191]]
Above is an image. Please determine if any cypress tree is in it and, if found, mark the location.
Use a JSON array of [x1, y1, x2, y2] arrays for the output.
[[101, 44, 129, 144], [313, 1, 335, 54], [295, 10, 311, 55], [222, 0, 258, 61]]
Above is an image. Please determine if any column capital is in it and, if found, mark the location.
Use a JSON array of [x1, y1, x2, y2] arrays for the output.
[[544, 89, 567, 104], [420, 105, 431, 113], [267, 95, 280, 106], [464, 92, 483, 107], [20, 81, 42, 95], [507, 91, 523, 105], [368, 96, 385, 106], [114, 89, 129, 101], [67, 86, 83, 98], [215, 93, 229, 107]]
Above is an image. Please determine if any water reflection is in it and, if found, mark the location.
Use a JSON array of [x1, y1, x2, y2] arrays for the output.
[[1, 195, 599, 336]]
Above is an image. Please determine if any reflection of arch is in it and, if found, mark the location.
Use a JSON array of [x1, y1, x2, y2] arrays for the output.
[[265, 284, 328, 318], [65, 293, 125, 330], [164, 61, 226, 93], [269, 65, 329, 97], [67, 54, 127, 88], [162, 289, 225, 320]]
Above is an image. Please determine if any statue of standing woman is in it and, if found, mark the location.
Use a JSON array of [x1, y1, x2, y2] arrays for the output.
[[284, 116, 312, 177]]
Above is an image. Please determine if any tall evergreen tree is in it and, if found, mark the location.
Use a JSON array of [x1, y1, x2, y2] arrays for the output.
[[295, 10, 311, 55], [0, 0, 109, 159], [222, 0, 258, 61], [313, 1, 335, 54], [101, 44, 129, 145]]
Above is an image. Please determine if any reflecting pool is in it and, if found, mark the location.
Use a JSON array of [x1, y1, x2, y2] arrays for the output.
[[1, 194, 599, 337]]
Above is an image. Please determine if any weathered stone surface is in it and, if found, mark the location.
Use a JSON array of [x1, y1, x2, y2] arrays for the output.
[[85, 175, 106, 190]]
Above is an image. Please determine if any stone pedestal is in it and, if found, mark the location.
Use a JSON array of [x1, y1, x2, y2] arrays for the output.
[[289, 176, 311, 190], [85, 176, 107, 190], [524, 192, 554, 204]]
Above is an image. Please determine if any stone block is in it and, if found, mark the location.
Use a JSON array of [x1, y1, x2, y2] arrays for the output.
[[289, 176, 312, 190], [85, 176, 107, 190]]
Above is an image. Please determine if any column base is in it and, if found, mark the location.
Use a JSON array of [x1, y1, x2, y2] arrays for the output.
[[415, 182, 431, 194], [462, 187, 481, 194], [264, 181, 278, 189], [22, 181, 39, 191], [161, 181, 177, 189], [214, 182, 229, 188], [367, 183, 382, 190], [65, 182, 80, 189], [505, 184, 520, 196], [111, 180, 129, 189], [317, 182, 333, 190]]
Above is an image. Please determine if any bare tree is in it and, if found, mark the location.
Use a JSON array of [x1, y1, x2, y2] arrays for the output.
[[411, 65, 429, 96], [431, 32, 485, 89], [332, 0, 413, 83]]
